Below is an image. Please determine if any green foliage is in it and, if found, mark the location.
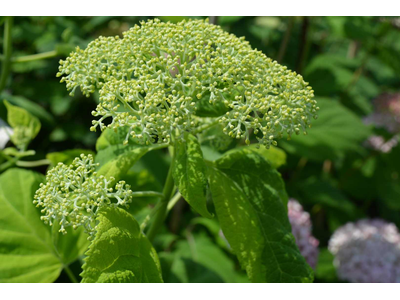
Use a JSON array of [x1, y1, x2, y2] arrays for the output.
[[280, 98, 371, 161], [95, 127, 166, 182], [0, 168, 88, 282], [81, 207, 163, 283], [173, 133, 212, 218], [159, 233, 247, 283], [207, 148, 313, 282], [4, 100, 41, 149]]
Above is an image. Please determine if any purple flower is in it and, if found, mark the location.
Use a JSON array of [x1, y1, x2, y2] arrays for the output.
[[288, 199, 319, 269], [328, 219, 400, 283]]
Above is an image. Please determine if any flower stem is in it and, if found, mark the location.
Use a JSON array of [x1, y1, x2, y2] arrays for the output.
[[0, 17, 13, 93], [146, 147, 175, 242]]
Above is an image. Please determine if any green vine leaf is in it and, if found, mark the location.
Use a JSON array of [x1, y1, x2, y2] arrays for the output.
[[173, 132, 213, 218], [207, 148, 313, 283], [0, 168, 88, 283], [81, 206, 163, 283]]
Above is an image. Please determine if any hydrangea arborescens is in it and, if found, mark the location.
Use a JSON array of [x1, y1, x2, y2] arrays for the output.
[[328, 219, 400, 283], [33, 154, 133, 237], [288, 199, 319, 269], [57, 18, 318, 148]]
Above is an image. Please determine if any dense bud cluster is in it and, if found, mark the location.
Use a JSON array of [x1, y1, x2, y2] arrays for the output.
[[329, 219, 400, 283], [58, 19, 317, 147], [33, 154, 133, 236], [288, 199, 319, 269], [364, 93, 400, 134]]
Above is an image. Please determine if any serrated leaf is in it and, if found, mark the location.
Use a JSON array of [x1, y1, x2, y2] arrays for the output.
[[173, 132, 212, 218], [207, 148, 313, 283], [0, 168, 88, 283], [279, 98, 371, 161], [81, 207, 163, 283]]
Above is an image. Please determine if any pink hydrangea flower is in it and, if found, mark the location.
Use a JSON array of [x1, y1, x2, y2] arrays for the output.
[[288, 199, 319, 269], [328, 219, 400, 283]]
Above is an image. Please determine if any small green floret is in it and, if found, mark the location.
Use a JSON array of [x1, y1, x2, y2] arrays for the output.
[[33, 154, 133, 236], [58, 18, 318, 147]]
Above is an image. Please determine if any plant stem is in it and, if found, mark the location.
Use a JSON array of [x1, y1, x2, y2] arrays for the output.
[[0, 17, 13, 93], [131, 191, 164, 198], [64, 265, 78, 283], [277, 17, 294, 63], [193, 118, 220, 135], [13, 50, 58, 63], [16, 159, 51, 168], [0, 156, 18, 172], [167, 191, 182, 211], [146, 147, 176, 242]]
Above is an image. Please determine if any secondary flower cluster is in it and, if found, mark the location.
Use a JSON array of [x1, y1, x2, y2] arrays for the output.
[[328, 219, 400, 283], [33, 154, 133, 236], [57, 18, 318, 147], [288, 199, 319, 269]]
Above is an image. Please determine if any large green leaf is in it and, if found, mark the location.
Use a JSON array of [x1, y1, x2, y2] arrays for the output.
[[207, 148, 313, 283], [173, 132, 212, 218], [279, 98, 371, 161], [0, 168, 88, 283], [80, 207, 163, 283]]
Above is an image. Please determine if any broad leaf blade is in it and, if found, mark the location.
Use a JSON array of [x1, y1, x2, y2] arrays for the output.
[[279, 98, 371, 161], [81, 207, 163, 283], [173, 132, 212, 218], [208, 148, 313, 282], [0, 168, 88, 283]]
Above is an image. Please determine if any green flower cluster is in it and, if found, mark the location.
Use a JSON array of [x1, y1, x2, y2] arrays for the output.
[[58, 18, 318, 147], [33, 154, 133, 236]]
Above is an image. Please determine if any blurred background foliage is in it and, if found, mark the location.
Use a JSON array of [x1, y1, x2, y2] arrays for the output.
[[1, 16, 400, 283]]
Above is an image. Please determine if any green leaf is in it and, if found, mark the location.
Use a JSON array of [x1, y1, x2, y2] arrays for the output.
[[279, 98, 371, 161], [246, 144, 287, 169], [1, 94, 55, 125], [4, 100, 41, 149], [159, 233, 248, 283], [0, 168, 88, 283], [173, 132, 212, 218], [315, 248, 338, 283], [46, 149, 95, 168], [81, 207, 163, 283], [207, 148, 313, 283], [95, 127, 166, 182]]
